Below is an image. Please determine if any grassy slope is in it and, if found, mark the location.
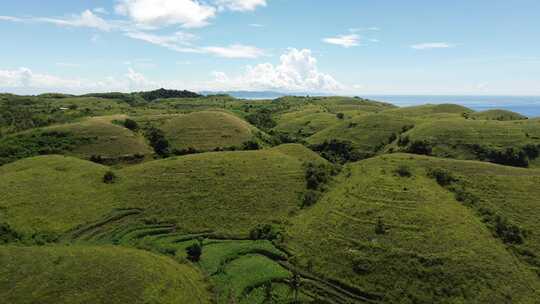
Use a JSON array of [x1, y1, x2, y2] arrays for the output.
[[274, 105, 342, 137], [307, 113, 415, 154], [469, 109, 528, 121], [405, 118, 540, 159], [0, 155, 117, 235], [160, 111, 257, 151], [47, 115, 153, 158], [286, 154, 540, 303], [114, 146, 316, 235], [0, 144, 320, 237], [0, 245, 211, 304], [382, 103, 473, 118]]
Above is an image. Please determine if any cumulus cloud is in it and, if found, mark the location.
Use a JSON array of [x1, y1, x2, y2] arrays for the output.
[[216, 0, 267, 11], [0, 67, 163, 93], [323, 34, 360, 48], [411, 42, 455, 50], [210, 48, 342, 92], [115, 0, 216, 28], [202, 44, 265, 59]]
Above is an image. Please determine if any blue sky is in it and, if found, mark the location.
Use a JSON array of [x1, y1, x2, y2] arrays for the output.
[[1, 0, 540, 95]]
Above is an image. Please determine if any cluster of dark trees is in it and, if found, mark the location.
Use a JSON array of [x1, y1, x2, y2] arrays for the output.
[[302, 162, 339, 207], [311, 139, 364, 164], [471, 144, 540, 167], [139, 88, 201, 102]]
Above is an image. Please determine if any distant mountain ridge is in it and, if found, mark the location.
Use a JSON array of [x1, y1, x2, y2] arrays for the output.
[[200, 90, 331, 99]]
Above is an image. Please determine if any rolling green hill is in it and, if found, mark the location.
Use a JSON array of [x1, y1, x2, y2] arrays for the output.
[[286, 153, 540, 303], [400, 118, 540, 166], [469, 109, 528, 121], [0, 144, 322, 237], [2, 91, 540, 304], [0, 245, 211, 304], [307, 113, 415, 156]]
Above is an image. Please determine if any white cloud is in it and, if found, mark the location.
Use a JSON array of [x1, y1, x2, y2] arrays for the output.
[[115, 0, 216, 28], [37, 10, 113, 31], [249, 23, 264, 27], [411, 42, 455, 50], [210, 48, 342, 92], [0, 16, 23, 22], [216, 0, 267, 11], [202, 44, 265, 58], [125, 31, 265, 58], [93, 7, 109, 14], [323, 34, 360, 48], [125, 31, 199, 52], [0, 67, 84, 89]]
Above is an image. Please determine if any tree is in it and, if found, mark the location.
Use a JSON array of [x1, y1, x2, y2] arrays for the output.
[[336, 113, 345, 120], [375, 217, 386, 235], [146, 127, 170, 157], [123, 118, 139, 131], [289, 271, 301, 303], [103, 171, 117, 184], [186, 243, 202, 262], [407, 140, 432, 155]]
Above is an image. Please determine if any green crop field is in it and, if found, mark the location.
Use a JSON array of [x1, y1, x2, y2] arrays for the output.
[[1, 90, 539, 304]]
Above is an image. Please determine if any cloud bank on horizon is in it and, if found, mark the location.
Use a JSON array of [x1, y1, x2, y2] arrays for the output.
[[1, 0, 539, 95]]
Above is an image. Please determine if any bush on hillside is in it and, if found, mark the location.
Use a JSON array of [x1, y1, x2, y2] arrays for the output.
[[302, 190, 322, 208], [103, 171, 117, 184], [336, 113, 345, 120], [375, 217, 387, 235], [242, 140, 261, 150], [427, 168, 457, 186], [407, 140, 433, 155], [395, 165, 412, 177], [471, 145, 530, 167], [249, 224, 282, 241], [311, 139, 363, 164], [397, 136, 410, 147], [0, 222, 21, 244], [172, 147, 200, 156], [246, 109, 277, 130], [145, 127, 170, 157], [123, 119, 139, 131], [186, 243, 202, 262], [139, 88, 201, 101]]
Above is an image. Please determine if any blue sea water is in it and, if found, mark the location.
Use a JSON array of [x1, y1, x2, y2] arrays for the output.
[[365, 95, 540, 118]]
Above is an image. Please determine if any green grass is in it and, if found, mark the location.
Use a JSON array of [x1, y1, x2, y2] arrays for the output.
[[0, 155, 117, 236], [273, 105, 342, 137], [159, 111, 258, 151], [286, 153, 540, 303], [0, 144, 321, 237], [46, 115, 153, 159], [382, 103, 473, 118], [307, 113, 415, 154], [469, 109, 528, 120], [0, 245, 211, 304], [403, 118, 540, 161]]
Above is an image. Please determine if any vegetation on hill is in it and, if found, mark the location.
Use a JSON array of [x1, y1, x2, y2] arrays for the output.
[[468, 109, 528, 121], [0, 245, 211, 304], [2, 92, 540, 303]]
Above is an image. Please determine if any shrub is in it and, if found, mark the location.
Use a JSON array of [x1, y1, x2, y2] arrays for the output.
[[123, 118, 139, 131], [172, 147, 200, 156], [523, 144, 540, 160], [186, 243, 202, 262], [242, 140, 261, 150], [302, 190, 321, 208], [103, 171, 117, 184], [397, 136, 410, 147], [375, 217, 387, 235], [249, 224, 282, 241], [311, 139, 363, 164], [407, 140, 432, 155], [90, 155, 104, 164], [246, 109, 277, 130], [493, 216, 526, 244], [427, 168, 456, 186], [395, 165, 412, 177], [146, 127, 170, 157], [336, 113, 345, 120], [0, 222, 21, 244]]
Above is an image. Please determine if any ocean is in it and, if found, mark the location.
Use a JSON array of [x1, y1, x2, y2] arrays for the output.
[[365, 95, 540, 118]]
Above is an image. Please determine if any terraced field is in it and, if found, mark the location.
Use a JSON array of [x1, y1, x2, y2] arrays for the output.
[[286, 153, 540, 303], [2, 91, 540, 304]]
